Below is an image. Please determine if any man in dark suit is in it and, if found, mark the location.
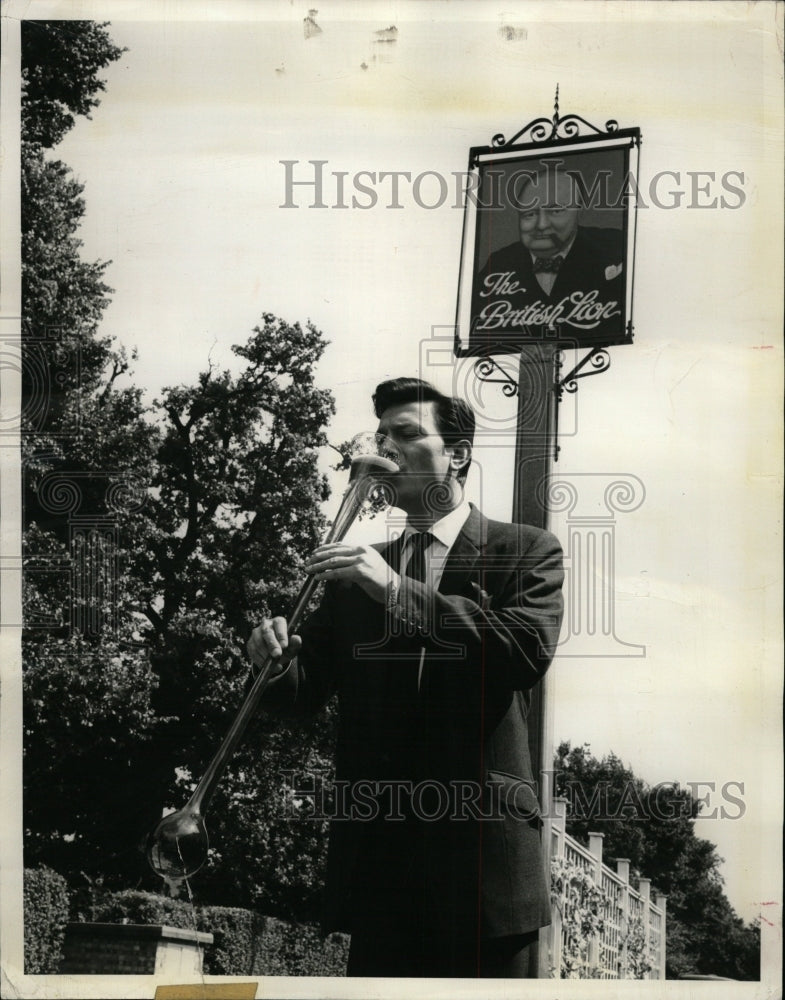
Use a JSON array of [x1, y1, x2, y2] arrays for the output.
[[472, 166, 625, 344], [248, 377, 564, 978]]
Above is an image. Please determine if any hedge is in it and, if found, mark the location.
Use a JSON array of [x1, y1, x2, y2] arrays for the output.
[[242, 916, 348, 977], [91, 889, 193, 930], [23, 866, 70, 974], [94, 890, 349, 976]]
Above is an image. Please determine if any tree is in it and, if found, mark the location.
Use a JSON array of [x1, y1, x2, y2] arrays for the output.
[[23, 314, 340, 917], [21, 22, 126, 450], [20, 21, 340, 922], [22, 20, 125, 148], [21, 19, 166, 889], [554, 741, 760, 980], [134, 316, 337, 920]]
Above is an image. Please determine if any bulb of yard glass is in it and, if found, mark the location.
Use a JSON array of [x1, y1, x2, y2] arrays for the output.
[[146, 807, 209, 882]]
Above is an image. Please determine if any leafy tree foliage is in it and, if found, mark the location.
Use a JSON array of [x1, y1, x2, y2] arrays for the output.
[[22, 20, 125, 148], [21, 20, 159, 887], [21, 21, 339, 923], [21, 19, 137, 519], [135, 318, 337, 919], [554, 741, 760, 980], [23, 317, 340, 914]]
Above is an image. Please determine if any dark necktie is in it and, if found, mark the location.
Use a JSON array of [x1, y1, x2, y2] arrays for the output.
[[405, 531, 434, 585], [533, 255, 562, 273], [387, 532, 434, 711]]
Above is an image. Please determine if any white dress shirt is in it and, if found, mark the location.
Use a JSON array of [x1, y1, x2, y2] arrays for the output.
[[399, 497, 472, 588], [398, 498, 472, 687]]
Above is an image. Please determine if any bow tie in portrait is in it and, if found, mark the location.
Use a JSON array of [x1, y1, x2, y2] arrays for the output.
[[533, 256, 563, 273]]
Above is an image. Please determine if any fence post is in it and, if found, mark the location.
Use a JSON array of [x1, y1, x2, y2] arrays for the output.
[[616, 859, 630, 978], [550, 797, 568, 977], [588, 832, 604, 867], [552, 796, 568, 860], [655, 893, 668, 980], [587, 832, 604, 973], [638, 877, 651, 979]]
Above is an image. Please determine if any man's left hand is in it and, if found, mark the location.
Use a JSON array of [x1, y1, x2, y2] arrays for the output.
[[305, 543, 398, 604]]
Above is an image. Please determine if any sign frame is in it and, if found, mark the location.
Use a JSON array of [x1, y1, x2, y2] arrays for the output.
[[455, 123, 642, 357]]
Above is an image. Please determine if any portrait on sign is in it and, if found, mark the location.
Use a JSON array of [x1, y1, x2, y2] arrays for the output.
[[455, 134, 640, 355]]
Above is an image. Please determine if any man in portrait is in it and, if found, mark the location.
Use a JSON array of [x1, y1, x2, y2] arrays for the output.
[[247, 377, 564, 978], [471, 162, 626, 345]]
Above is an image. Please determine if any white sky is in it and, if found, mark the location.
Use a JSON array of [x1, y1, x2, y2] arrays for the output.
[[1, 1, 783, 993]]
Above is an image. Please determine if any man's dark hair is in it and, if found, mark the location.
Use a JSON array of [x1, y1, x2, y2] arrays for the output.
[[372, 377, 475, 483]]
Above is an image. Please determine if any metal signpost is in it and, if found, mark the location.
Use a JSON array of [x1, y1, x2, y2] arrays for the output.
[[456, 90, 641, 975]]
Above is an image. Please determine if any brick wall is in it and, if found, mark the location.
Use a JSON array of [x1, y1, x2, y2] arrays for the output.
[[61, 923, 213, 976]]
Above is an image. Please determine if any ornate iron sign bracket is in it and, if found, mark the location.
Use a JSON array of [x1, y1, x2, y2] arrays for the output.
[[489, 83, 633, 152], [472, 356, 519, 397], [551, 346, 612, 461], [471, 344, 612, 462], [557, 346, 611, 394]]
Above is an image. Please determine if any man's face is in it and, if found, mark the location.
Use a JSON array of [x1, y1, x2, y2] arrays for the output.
[[517, 172, 579, 257], [376, 400, 453, 514]]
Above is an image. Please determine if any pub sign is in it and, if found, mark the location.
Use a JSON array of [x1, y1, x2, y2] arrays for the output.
[[455, 126, 641, 356]]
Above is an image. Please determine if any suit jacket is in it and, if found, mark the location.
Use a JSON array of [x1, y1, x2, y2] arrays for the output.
[[472, 225, 626, 346], [266, 505, 564, 939]]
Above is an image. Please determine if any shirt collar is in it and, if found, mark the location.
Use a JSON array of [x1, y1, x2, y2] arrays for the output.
[[404, 498, 472, 550]]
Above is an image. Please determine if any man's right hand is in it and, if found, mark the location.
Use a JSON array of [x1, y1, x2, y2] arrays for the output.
[[247, 616, 303, 676]]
